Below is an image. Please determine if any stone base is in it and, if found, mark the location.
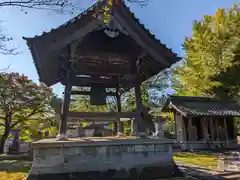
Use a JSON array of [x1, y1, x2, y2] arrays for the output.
[[27, 164, 181, 180], [27, 137, 183, 180]]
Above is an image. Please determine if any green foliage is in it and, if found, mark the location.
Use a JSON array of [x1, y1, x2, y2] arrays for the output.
[[124, 121, 131, 136], [0, 72, 56, 151], [71, 87, 108, 113], [173, 5, 240, 100]]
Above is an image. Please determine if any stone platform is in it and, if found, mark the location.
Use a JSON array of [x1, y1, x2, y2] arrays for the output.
[[27, 136, 183, 180]]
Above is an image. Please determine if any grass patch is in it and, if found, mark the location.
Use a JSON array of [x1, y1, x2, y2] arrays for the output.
[[0, 160, 31, 180], [173, 152, 218, 170], [0, 172, 28, 180]]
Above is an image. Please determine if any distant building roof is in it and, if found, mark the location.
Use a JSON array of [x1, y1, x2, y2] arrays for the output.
[[162, 96, 240, 117]]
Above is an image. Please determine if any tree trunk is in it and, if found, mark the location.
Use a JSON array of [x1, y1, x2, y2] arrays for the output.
[[0, 129, 9, 154]]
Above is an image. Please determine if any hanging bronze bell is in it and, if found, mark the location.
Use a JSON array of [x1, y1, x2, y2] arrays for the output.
[[90, 84, 107, 105]]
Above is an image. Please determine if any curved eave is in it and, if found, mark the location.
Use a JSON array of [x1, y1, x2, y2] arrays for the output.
[[23, 1, 103, 40], [24, 1, 180, 65], [119, 3, 181, 66], [23, 37, 55, 86], [23, 37, 43, 84]]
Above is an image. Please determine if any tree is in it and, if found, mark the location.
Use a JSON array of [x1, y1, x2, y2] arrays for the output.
[[173, 5, 240, 101], [0, 72, 54, 153]]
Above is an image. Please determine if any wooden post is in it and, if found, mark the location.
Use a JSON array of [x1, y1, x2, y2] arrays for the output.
[[116, 85, 124, 136], [233, 118, 238, 142], [134, 60, 146, 137], [174, 112, 177, 139], [173, 112, 178, 141], [210, 118, 214, 141], [131, 119, 137, 136], [223, 118, 228, 144], [57, 72, 72, 140], [113, 122, 118, 136], [188, 117, 192, 149], [215, 119, 219, 141]]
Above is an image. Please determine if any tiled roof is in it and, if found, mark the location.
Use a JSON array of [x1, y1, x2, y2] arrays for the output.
[[162, 96, 240, 117], [25, 1, 178, 60], [23, 1, 181, 87]]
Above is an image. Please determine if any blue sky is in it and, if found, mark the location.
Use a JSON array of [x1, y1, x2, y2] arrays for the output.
[[0, 0, 239, 95]]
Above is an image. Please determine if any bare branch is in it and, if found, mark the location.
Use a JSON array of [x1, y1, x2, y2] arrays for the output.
[[0, 0, 83, 14]]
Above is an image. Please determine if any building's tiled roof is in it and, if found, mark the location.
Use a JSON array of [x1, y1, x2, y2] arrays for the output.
[[162, 96, 240, 117], [23, 1, 181, 87], [25, 1, 178, 60]]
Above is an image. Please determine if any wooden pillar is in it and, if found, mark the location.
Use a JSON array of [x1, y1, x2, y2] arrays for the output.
[[210, 118, 214, 141], [233, 118, 238, 141], [223, 118, 228, 144], [188, 117, 193, 149], [116, 85, 124, 136], [134, 60, 146, 137], [131, 119, 137, 136], [175, 112, 184, 142], [215, 119, 220, 141], [113, 122, 118, 136], [188, 117, 192, 141], [57, 73, 72, 140], [174, 112, 177, 139]]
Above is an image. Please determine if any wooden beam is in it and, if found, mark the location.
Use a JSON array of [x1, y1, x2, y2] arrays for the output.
[[72, 63, 133, 74], [61, 76, 134, 87], [68, 112, 138, 119], [74, 52, 132, 63], [68, 117, 116, 121], [70, 90, 116, 96], [68, 117, 131, 122]]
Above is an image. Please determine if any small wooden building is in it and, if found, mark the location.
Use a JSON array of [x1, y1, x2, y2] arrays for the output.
[[163, 96, 240, 150]]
